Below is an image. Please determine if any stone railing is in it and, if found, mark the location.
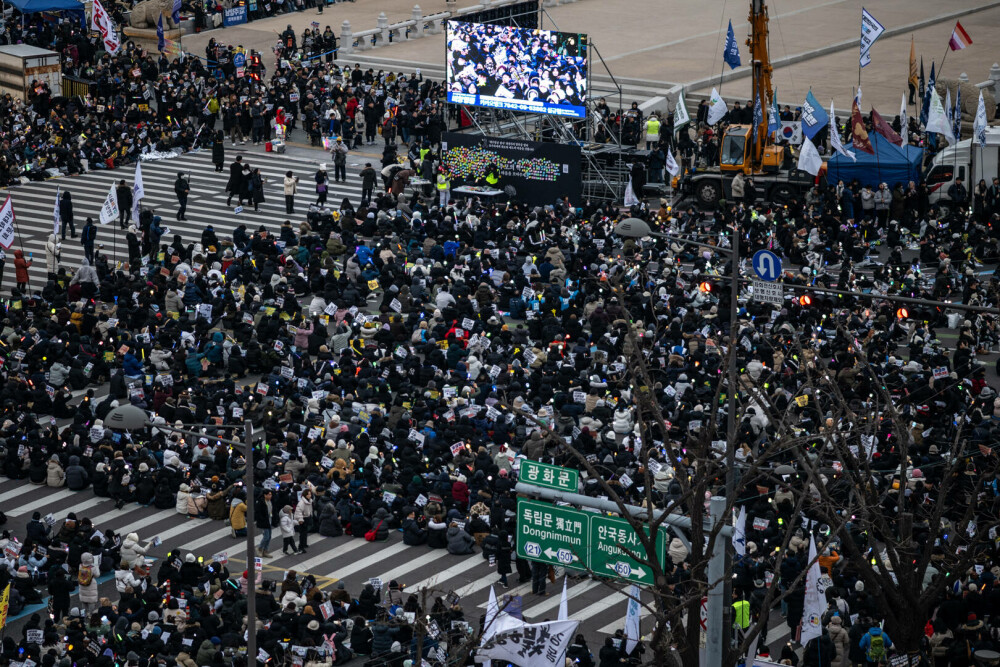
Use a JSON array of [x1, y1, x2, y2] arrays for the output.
[[338, 0, 581, 55]]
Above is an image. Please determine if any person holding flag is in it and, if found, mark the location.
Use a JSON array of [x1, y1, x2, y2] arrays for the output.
[[116, 179, 133, 229]]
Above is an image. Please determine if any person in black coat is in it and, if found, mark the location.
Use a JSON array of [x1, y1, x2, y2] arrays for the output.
[[226, 156, 245, 206], [59, 190, 75, 239], [47, 567, 75, 620], [115, 179, 133, 229], [401, 511, 425, 545], [212, 132, 226, 172]]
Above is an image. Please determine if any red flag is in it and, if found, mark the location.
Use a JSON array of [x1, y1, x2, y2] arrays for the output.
[[949, 21, 972, 51], [871, 107, 903, 147], [851, 101, 874, 154]]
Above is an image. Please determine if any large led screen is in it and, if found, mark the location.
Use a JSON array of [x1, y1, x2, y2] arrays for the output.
[[445, 21, 588, 119]]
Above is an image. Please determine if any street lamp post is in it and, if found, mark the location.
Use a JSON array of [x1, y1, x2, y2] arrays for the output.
[[106, 405, 259, 667]]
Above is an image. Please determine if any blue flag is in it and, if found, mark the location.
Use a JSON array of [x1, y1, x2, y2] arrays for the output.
[[920, 61, 935, 126], [953, 86, 962, 140], [157, 13, 165, 51], [752, 92, 763, 140], [723, 20, 741, 69], [768, 93, 781, 134], [801, 90, 829, 140], [172, 0, 181, 23]]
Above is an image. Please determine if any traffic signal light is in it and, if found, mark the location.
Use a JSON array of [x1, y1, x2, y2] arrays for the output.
[[896, 307, 909, 320], [699, 281, 712, 293], [798, 295, 812, 307]]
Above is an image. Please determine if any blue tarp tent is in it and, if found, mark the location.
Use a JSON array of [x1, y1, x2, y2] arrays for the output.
[[826, 132, 923, 188], [6, 0, 83, 12]]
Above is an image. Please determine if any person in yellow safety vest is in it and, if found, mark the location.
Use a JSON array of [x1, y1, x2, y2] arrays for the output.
[[645, 113, 661, 150], [436, 167, 450, 208], [484, 163, 500, 188], [732, 597, 751, 637], [419, 145, 431, 166]]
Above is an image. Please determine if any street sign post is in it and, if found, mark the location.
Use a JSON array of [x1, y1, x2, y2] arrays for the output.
[[752, 249, 782, 282], [516, 499, 587, 570], [589, 514, 666, 585], [751, 279, 784, 305], [520, 460, 579, 493]]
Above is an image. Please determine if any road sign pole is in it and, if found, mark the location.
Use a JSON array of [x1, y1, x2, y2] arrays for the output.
[[705, 496, 727, 667], [514, 483, 734, 542]]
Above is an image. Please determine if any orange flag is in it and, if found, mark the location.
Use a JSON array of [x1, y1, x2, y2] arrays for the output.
[[851, 101, 874, 154], [871, 107, 903, 146]]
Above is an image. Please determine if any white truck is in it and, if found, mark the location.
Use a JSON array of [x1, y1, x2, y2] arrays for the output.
[[925, 126, 1000, 217]]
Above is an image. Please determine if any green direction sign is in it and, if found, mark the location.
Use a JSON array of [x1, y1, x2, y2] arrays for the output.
[[589, 514, 665, 586], [516, 499, 587, 570], [520, 460, 579, 493]]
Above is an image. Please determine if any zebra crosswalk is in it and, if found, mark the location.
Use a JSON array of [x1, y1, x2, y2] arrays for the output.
[[0, 477, 653, 639], [0, 147, 367, 284]]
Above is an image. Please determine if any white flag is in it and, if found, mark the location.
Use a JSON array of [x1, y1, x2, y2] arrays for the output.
[[624, 584, 641, 655], [90, 0, 121, 55], [674, 90, 691, 130], [557, 577, 568, 621], [797, 136, 823, 176], [665, 149, 680, 177], [624, 177, 639, 207], [707, 87, 728, 126], [855, 86, 862, 107], [829, 101, 856, 162], [974, 90, 988, 148], [801, 535, 824, 644], [899, 93, 908, 145], [483, 586, 500, 642], [132, 161, 145, 222], [0, 196, 15, 249], [732, 506, 747, 557], [99, 184, 119, 225], [926, 88, 957, 144], [859, 8, 885, 68], [53, 186, 61, 237], [478, 619, 579, 667]]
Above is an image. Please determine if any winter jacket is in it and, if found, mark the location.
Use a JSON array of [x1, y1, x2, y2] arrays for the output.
[[279, 508, 296, 537], [120, 533, 147, 567], [65, 456, 89, 490], [176, 484, 191, 514], [318, 504, 343, 537], [77, 552, 100, 604], [47, 459, 65, 487], [446, 525, 475, 555], [827, 616, 850, 667], [401, 518, 426, 546]]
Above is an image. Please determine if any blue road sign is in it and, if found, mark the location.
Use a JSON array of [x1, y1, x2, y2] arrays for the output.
[[233, 52, 246, 68], [752, 250, 782, 282]]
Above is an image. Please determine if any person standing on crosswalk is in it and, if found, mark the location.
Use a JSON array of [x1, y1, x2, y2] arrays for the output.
[[116, 179, 133, 229], [59, 190, 75, 239], [283, 170, 299, 215], [227, 156, 245, 207], [175, 172, 190, 221], [256, 488, 277, 558], [80, 218, 97, 263], [13, 250, 31, 292], [331, 137, 348, 183]]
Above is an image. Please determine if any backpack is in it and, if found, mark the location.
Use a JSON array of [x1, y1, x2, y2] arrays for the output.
[[78, 564, 94, 587], [867, 634, 886, 663]]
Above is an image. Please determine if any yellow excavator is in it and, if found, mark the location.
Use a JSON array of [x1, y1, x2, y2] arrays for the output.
[[678, 0, 815, 207]]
